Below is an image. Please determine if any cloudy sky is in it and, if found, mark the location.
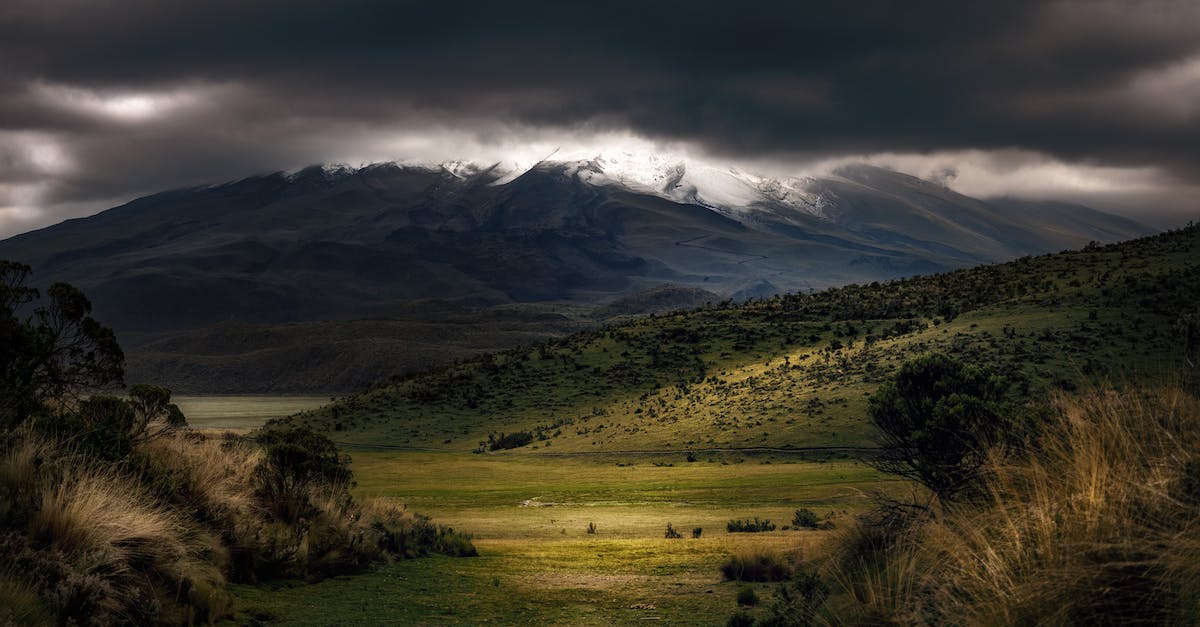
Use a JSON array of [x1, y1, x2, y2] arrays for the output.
[[1, 0, 1198, 237]]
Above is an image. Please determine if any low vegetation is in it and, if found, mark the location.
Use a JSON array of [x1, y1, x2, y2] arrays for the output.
[[727, 518, 777, 533], [809, 386, 1200, 624], [720, 548, 791, 582], [288, 225, 1200, 456], [0, 262, 474, 625], [6, 222, 1199, 623], [790, 508, 822, 530]]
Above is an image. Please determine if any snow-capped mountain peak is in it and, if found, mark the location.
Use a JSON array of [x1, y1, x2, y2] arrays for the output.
[[462, 149, 830, 217]]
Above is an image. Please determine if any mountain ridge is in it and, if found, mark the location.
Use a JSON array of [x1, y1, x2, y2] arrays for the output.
[[0, 156, 1152, 392]]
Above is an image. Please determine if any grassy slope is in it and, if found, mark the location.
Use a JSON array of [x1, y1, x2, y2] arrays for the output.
[[287, 226, 1200, 453]]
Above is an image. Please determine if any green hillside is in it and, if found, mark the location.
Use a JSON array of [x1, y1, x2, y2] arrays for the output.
[[285, 225, 1199, 452]]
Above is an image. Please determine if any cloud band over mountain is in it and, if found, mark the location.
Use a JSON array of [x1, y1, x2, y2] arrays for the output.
[[1, 0, 1198, 236]]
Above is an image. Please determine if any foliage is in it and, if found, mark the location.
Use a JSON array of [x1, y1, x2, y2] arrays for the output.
[[254, 425, 353, 523], [0, 260, 124, 429], [484, 430, 534, 451], [727, 611, 756, 627], [727, 517, 776, 532], [34, 385, 188, 462], [758, 568, 829, 627], [664, 522, 682, 538], [825, 387, 1200, 624], [0, 265, 477, 624], [721, 549, 791, 582], [736, 586, 760, 606], [291, 225, 1200, 456], [867, 352, 1009, 499], [790, 508, 820, 529]]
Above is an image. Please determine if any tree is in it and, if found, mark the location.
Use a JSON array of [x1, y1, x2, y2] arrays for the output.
[[255, 426, 353, 523], [127, 383, 188, 437], [0, 261, 123, 428], [867, 353, 1008, 500]]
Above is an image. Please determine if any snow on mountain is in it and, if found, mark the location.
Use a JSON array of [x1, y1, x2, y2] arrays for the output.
[[410, 149, 832, 218]]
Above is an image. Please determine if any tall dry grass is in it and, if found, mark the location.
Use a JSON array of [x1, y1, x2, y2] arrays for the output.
[[138, 431, 261, 525], [1, 426, 476, 623], [0, 432, 234, 625], [826, 387, 1200, 625]]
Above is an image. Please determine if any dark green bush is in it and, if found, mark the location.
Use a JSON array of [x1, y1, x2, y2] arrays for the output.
[[371, 512, 477, 559], [757, 567, 829, 626], [868, 352, 1009, 499], [487, 431, 534, 451], [727, 517, 776, 533], [727, 611, 755, 627], [254, 426, 353, 523], [737, 586, 760, 606], [720, 550, 791, 582], [791, 508, 820, 529]]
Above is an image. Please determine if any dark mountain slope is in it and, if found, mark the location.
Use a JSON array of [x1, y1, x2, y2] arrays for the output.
[[0, 160, 1152, 391]]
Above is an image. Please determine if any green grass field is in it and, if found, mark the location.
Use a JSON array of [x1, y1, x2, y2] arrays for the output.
[[174, 395, 332, 431], [227, 227, 1200, 624], [229, 451, 901, 625]]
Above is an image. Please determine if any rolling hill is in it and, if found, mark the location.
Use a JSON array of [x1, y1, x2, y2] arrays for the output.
[[281, 225, 1200, 452]]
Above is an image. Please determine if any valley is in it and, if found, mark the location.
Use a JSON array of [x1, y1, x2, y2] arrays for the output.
[[5, 4, 1198, 624], [228, 451, 898, 625]]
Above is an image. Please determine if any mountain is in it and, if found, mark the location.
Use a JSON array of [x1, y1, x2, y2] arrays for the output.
[[0, 154, 1151, 392]]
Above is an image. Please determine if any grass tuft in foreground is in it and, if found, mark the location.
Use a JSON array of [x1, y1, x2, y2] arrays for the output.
[[822, 386, 1200, 624]]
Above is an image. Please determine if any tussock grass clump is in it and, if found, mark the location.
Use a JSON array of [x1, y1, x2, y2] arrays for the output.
[[1, 433, 234, 625], [0, 426, 477, 625], [827, 387, 1200, 625], [721, 548, 792, 582]]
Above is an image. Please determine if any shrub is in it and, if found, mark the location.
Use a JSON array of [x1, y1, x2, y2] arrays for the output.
[[692, 527, 703, 538], [720, 548, 791, 582], [736, 586, 759, 606], [760, 567, 829, 626], [727, 517, 776, 533], [868, 352, 1009, 500], [254, 426, 352, 523], [665, 522, 682, 539], [587, 521, 597, 534], [487, 431, 534, 451], [826, 387, 1200, 624], [727, 611, 755, 627], [791, 508, 820, 529], [362, 501, 477, 560]]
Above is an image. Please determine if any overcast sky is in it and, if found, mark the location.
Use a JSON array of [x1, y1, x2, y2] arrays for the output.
[[2, 0, 1199, 237]]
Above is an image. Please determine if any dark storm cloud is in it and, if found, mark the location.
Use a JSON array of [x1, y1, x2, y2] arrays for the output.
[[1, 0, 1198, 234]]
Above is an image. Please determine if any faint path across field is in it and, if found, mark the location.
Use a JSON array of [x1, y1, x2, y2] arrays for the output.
[[332, 442, 876, 457]]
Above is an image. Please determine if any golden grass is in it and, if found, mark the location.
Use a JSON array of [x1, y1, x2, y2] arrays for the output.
[[31, 464, 188, 565], [826, 387, 1200, 625], [0, 432, 236, 624], [138, 431, 262, 521]]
